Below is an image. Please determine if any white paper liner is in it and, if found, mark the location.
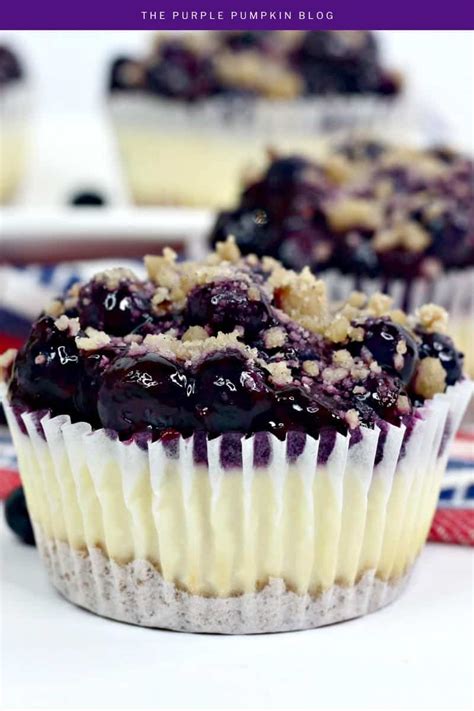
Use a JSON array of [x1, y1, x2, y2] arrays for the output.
[[3, 379, 472, 634], [325, 268, 474, 379], [109, 93, 421, 138]]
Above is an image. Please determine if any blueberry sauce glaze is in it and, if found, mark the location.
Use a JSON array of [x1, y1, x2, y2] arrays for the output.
[[109, 31, 400, 101], [211, 145, 474, 281], [3, 241, 463, 466]]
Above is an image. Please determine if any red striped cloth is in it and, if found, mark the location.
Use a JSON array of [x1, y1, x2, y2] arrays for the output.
[[429, 509, 474, 546]]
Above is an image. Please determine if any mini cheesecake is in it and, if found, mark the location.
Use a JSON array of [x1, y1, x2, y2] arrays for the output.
[[1, 239, 471, 633], [109, 31, 401, 208], [211, 144, 474, 377]]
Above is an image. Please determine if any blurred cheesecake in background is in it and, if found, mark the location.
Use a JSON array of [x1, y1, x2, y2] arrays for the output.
[[0, 45, 29, 204], [210, 140, 474, 376], [108, 31, 403, 208]]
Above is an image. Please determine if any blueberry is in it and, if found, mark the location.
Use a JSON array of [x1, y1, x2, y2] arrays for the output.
[[0, 46, 23, 85], [186, 280, 274, 339], [263, 385, 336, 439], [353, 318, 419, 384], [193, 352, 273, 435], [97, 353, 197, 438], [354, 372, 407, 425], [5, 487, 35, 545], [333, 236, 380, 277], [78, 280, 150, 336], [9, 317, 84, 416], [146, 42, 217, 100], [70, 191, 106, 207], [109, 56, 143, 92], [293, 32, 381, 95], [416, 330, 464, 386], [266, 156, 314, 190], [210, 209, 277, 257]]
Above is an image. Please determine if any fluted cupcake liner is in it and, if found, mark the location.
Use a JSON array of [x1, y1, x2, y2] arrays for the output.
[[109, 93, 419, 208], [325, 268, 474, 380], [3, 379, 472, 634]]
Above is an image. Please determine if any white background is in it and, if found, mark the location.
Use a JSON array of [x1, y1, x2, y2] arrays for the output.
[[1, 518, 473, 710], [0, 31, 472, 205]]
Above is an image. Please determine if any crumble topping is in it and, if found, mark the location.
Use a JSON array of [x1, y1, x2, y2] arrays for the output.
[[416, 304, 448, 334], [109, 31, 399, 101], [76, 328, 111, 352], [211, 144, 473, 281], [414, 358, 446, 400], [4, 239, 464, 445]]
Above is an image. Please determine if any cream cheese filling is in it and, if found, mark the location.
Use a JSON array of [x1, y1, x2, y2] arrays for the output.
[[17, 431, 441, 598]]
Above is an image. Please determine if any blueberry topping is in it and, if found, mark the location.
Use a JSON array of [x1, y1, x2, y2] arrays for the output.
[[78, 280, 150, 336], [98, 353, 197, 438], [6, 248, 463, 452], [9, 317, 85, 417], [193, 352, 272, 436], [109, 32, 399, 102], [186, 280, 273, 338], [146, 42, 218, 101], [5, 488, 35, 545], [211, 129, 472, 282], [354, 318, 418, 384]]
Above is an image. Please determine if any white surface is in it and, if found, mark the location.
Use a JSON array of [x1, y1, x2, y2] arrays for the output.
[[0, 31, 472, 207], [1, 517, 473, 710]]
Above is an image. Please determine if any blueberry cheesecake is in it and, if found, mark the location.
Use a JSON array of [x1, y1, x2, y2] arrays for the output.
[[211, 144, 474, 377], [0, 45, 29, 204], [1, 239, 471, 633], [109, 31, 402, 207]]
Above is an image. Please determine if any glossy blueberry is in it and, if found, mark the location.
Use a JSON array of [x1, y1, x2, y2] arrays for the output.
[[353, 318, 418, 384], [78, 280, 150, 336], [262, 385, 343, 439], [416, 330, 464, 386], [186, 280, 274, 338], [5, 487, 35, 545], [97, 353, 197, 438], [193, 352, 273, 436], [9, 317, 84, 416], [210, 209, 277, 257]]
